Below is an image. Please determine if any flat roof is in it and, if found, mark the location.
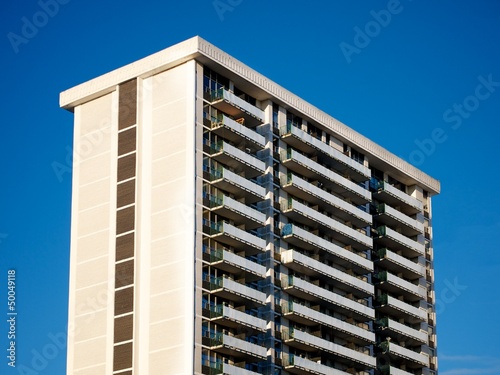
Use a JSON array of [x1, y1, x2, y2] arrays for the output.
[[60, 36, 440, 195]]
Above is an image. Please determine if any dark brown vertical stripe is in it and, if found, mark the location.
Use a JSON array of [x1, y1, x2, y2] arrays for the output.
[[115, 286, 134, 316], [116, 206, 135, 235], [117, 180, 136, 208], [114, 79, 137, 374], [116, 233, 135, 261], [114, 315, 134, 343], [118, 127, 137, 156], [115, 260, 134, 288], [113, 342, 133, 371], [119, 79, 137, 130], [117, 154, 136, 182]]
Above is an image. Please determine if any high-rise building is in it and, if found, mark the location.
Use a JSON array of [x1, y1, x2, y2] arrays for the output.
[[60, 36, 439, 375]]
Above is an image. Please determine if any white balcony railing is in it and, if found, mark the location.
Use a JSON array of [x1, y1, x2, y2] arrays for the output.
[[380, 226, 425, 255], [221, 305, 267, 332], [383, 317, 428, 344], [380, 204, 424, 233], [214, 141, 266, 173], [383, 295, 427, 321], [213, 114, 266, 147], [218, 277, 266, 305], [284, 355, 351, 375], [380, 248, 425, 276], [381, 341, 429, 367], [282, 224, 372, 271], [281, 124, 371, 178], [216, 168, 266, 199], [222, 334, 267, 359], [219, 195, 266, 224], [282, 250, 373, 296], [219, 250, 266, 278], [214, 89, 265, 121], [223, 363, 262, 375], [379, 181, 423, 211], [383, 272, 427, 299], [283, 173, 372, 224], [220, 222, 266, 250]]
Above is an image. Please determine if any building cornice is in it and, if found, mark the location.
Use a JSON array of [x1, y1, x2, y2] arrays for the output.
[[60, 36, 440, 194]]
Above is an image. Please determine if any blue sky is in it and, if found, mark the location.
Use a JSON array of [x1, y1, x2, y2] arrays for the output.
[[1, 0, 499, 374]]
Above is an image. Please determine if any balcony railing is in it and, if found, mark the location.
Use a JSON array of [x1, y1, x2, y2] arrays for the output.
[[377, 226, 425, 256], [371, 179, 423, 214], [205, 193, 266, 228], [283, 301, 375, 343], [377, 248, 425, 278], [211, 114, 266, 148], [210, 88, 265, 122], [283, 328, 376, 368], [207, 304, 267, 332], [377, 294, 427, 321], [281, 149, 371, 204], [281, 173, 372, 226], [282, 250, 373, 297], [206, 276, 266, 305], [377, 204, 424, 235], [378, 365, 415, 375], [207, 166, 266, 202], [203, 220, 266, 253], [281, 223, 372, 272], [211, 140, 266, 177], [377, 271, 427, 300], [282, 199, 372, 249], [280, 124, 371, 181], [379, 340, 429, 367], [377, 317, 428, 344], [204, 246, 266, 279], [282, 275, 375, 320], [204, 331, 267, 360], [283, 353, 353, 375]]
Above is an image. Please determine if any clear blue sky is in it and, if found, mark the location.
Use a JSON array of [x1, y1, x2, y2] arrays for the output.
[[1, 1, 499, 374]]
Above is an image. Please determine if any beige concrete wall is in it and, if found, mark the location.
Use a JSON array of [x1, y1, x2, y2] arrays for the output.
[[135, 61, 196, 375], [68, 92, 117, 375]]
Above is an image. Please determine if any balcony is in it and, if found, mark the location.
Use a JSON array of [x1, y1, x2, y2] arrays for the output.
[[281, 173, 371, 228], [376, 204, 424, 236], [203, 246, 266, 280], [377, 271, 426, 301], [281, 250, 373, 297], [209, 88, 265, 126], [281, 276, 374, 321], [281, 199, 372, 250], [211, 141, 265, 178], [283, 328, 376, 368], [205, 193, 266, 230], [377, 248, 425, 279], [223, 363, 262, 375], [205, 304, 267, 333], [211, 114, 266, 149], [283, 354, 351, 375], [377, 317, 428, 344], [379, 341, 429, 367], [376, 226, 425, 257], [281, 224, 372, 273], [203, 220, 266, 255], [379, 365, 415, 375], [204, 332, 267, 361], [371, 180, 423, 215], [205, 276, 266, 306], [280, 124, 370, 182], [283, 301, 375, 344], [281, 149, 371, 205], [376, 294, 427, 322], [207, 166, 266, 204]]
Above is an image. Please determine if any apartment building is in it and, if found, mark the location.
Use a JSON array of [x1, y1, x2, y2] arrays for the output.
[[60, 36, 439, 375]]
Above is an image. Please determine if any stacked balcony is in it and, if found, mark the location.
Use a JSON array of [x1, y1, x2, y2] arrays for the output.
[[202, 330, 267, 362], [371, 179, 423, 215], [209, 88, 265, 126], [204, 304, 267, 333], [377, 317, 428, 345], [203, 219, 265, 255], [211, 114, 266, 149], [203, 245, 266, 281], [378, 340, 429, 367], [282, 353, 353, 375], [376, 226, 425, 258]]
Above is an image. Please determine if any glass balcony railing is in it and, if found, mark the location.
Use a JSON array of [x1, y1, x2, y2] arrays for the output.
[[280, 124, 371, 180], [281, 223, 372, 272], [281, 148, 371, 204]]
